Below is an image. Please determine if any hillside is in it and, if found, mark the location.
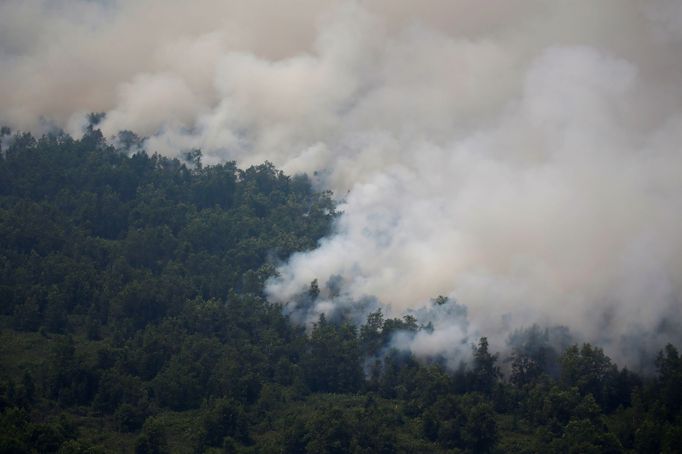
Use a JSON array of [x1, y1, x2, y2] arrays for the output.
[[0, 129, 681, 453]]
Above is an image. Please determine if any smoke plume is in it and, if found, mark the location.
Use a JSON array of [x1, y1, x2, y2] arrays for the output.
[[2, 0, 682, 366]]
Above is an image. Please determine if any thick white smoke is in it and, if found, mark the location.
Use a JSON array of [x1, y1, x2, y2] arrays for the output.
[[2, 0, 682, 365]]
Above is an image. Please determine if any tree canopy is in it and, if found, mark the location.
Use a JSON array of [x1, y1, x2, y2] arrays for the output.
[[0, 129, 680, 452]]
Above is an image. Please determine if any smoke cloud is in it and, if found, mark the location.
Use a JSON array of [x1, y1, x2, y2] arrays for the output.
[[2, 0, 682, 366]]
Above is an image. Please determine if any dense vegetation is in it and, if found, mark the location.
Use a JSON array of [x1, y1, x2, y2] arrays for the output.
[[0, 128, 680, 453]]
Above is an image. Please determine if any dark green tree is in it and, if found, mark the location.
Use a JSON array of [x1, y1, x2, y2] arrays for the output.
[[470, 337, 500, 395]]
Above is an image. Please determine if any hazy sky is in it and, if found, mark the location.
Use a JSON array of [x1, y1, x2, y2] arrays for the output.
[[2, 0, 682, 365]]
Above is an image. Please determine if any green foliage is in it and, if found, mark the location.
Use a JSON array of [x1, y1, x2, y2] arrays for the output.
[[304, 315, 363, 393], [656, 344, 682, 420], [134, 417, 168, 454], [560, 343, 619, 410], [470, 337, 500, 395], [0, 129, 680, 452], [199, 398, 249, 449]]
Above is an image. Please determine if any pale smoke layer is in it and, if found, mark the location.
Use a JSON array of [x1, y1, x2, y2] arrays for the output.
[[2, 1, 682, 366]]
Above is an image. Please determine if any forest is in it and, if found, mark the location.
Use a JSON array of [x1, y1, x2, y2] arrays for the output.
[[0, 127, 681, 453]]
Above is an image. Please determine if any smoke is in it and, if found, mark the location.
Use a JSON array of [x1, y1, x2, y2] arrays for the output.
[[2, 0, 682, 366], [392, 297, 473, 370]]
